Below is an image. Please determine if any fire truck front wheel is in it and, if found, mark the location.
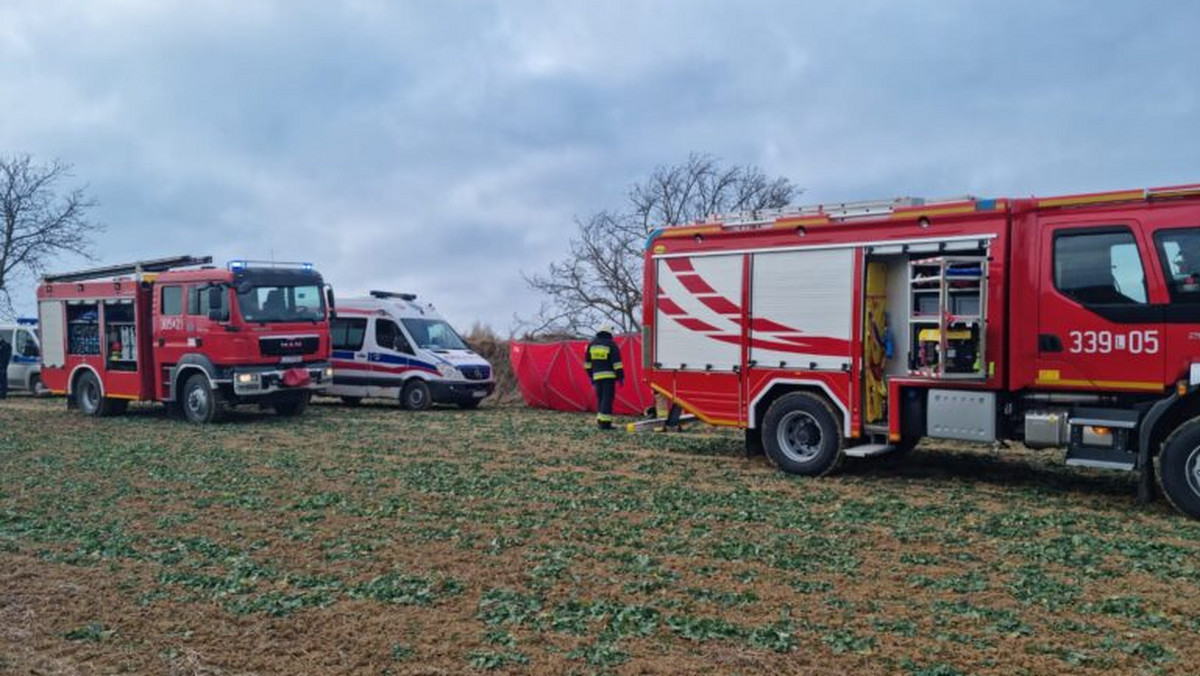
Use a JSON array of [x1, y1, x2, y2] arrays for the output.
[[1158, 419, 1200, 519], [181, 373, 228, 424], [762, 392, 843, 476]]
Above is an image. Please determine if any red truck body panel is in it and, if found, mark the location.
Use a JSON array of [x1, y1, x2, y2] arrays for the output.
[[36, 260, 332, 406], [644, 185, 1200, 440]]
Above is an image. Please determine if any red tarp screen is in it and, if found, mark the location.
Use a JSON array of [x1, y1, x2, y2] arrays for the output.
[[509, 335, 654, 416]]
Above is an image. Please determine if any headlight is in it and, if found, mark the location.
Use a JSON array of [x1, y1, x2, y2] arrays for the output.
[[437, 363, 459, 378], [236, 373, 256, 384], [323, 366, 334, 378]]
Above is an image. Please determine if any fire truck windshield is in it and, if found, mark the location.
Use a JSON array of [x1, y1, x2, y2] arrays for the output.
[[237, 284, 326, 323]]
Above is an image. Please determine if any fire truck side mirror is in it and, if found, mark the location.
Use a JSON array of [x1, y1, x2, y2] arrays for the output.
[[325, 285, 337, 319], [207, 285, 230, 322]]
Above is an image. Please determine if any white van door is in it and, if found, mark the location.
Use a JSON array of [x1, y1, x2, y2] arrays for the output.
[[330, 316, 370, 397], [369, 318, 415, 398], [11, 329, 39, 390]]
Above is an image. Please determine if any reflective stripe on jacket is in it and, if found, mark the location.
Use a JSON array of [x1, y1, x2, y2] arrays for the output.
[[584, 336, 623, 382]]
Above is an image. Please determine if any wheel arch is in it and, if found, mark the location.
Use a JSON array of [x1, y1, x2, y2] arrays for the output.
[[1140, 390, 1200, 459], [168, 354, 220, 401], [749, 379, 850, 436], [67, 364, 104, 396]]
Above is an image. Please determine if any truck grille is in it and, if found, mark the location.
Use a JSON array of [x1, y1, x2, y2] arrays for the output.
[[260, 336, 320, 357], [461, 365, 491, 381]]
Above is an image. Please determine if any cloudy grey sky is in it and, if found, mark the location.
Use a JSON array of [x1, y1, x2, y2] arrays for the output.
[[2, 0, 1198, 330]]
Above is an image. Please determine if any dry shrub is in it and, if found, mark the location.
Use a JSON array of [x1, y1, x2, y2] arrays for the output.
[[462, 323, 522, 405]]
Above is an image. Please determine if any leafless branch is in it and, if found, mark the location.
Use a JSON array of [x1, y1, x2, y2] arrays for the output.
[[520, 154, 797, 338], [0, 154, 102, 315]]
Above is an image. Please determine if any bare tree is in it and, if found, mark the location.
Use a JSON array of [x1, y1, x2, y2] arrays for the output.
[[1, 154, 100, 313], [523, 154, 796, 336]]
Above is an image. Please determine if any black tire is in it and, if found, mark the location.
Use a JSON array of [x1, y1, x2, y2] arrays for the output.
[[74, 371, 102, 415], [1157, 419, 1200, 519], [457, 399, 481, 410], [74, 371, 122, 417], [273, 392, 311, 417], [745, 427, 765, 456], [762, 392, 843, 476], [341, 396, 363, 407], [180, 373, 228, 424], [401, 379, 432, 411], [29, 374, 50, 398]]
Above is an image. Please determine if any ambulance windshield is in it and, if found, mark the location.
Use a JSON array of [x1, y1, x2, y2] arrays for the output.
[[401, 318, 467, 351], [237, 284, 326, 323]]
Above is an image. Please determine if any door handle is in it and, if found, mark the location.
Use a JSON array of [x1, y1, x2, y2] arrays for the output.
[[1038, 333, 1063, 353]]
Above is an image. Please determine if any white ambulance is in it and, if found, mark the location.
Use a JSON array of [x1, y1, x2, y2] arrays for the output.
[[327, 291, 495, 409], [1, 318, 47, 395]]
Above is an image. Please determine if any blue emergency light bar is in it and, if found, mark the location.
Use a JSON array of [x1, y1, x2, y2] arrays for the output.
[[16, 317, 37, 326], [228, 260, 315, 271]]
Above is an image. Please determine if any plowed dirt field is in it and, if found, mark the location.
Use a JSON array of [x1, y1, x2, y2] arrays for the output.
[[1, 397, 1197, 675]]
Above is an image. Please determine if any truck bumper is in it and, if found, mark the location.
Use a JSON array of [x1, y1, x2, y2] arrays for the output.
[[429, 380, 495, 404], [230, 361, 333, 397]]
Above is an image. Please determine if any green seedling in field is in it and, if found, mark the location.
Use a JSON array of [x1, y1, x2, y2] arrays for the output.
[[3, 402, 1200, 675]]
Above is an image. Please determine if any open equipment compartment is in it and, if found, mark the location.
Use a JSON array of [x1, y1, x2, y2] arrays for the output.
[[103, 298, 138, 371], [907, 255, 988, 379], [66, 301, 101, 355]]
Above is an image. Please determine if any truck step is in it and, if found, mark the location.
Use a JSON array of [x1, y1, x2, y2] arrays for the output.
[[863, 423, 889, 436], [844, 443, 895, 458], [625, 414, 696, 433], [1065, 446, 1136, 471]]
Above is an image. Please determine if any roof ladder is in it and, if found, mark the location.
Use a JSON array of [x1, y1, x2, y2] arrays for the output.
[[42, 255, 213, 283]]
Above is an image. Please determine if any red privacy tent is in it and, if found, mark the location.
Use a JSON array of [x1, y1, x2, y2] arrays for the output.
[[509, 335, 654, 416]]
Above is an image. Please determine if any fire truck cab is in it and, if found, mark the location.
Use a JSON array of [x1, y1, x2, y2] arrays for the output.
[[37, 256, 335, 423], [644, 184, 1200, 519]]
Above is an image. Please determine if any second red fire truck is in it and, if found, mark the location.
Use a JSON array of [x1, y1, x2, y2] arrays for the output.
[[37, 256, 335, 423], [644, 183, 1200, 519]]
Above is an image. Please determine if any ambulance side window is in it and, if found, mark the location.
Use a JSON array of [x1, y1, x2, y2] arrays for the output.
[[375, 319, 413, 354], [161, 286, 184, 315], [14, 330, 36, 358], [331, 318, 367, 351], [1053, 229, 1147, 305]]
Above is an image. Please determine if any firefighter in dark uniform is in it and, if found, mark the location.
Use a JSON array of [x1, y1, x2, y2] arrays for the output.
[[584, 324, 623, 429], [0, 334, 10, 400]]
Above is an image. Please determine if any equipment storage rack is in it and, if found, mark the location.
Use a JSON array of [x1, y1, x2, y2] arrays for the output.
[[907, 255, 988, 379]]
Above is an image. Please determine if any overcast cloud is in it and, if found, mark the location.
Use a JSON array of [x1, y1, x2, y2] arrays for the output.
[[2, 0, 1198, 330]]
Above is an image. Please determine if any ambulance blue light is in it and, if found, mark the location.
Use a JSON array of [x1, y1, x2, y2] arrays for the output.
[[16, 317, 37, 326], [302, 262, 314, 271], [229, 260, 247, 270]]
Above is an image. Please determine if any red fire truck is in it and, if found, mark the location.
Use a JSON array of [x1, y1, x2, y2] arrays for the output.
[[37, 256, 335, 423], [644, 183, 1200, 518]]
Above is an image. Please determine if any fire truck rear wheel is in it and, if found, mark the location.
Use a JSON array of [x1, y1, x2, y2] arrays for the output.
[[401, 380, 432, 411], [181, 373, 228, 424], [762, 392, 843, 476], [273, 392, 311, 417], [1157, 419, 1200, 519], [74, 371, 122, 417]]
